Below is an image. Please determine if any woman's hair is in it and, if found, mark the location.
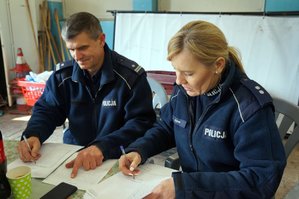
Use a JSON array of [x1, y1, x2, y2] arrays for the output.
[[61, 12, 103, 41], [167, 20, 245, 74]]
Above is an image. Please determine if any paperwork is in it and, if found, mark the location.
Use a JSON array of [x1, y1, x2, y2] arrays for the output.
[[43, 153, 117, 190], [84, 163, 176, 199], [8, 143, 82, 178]]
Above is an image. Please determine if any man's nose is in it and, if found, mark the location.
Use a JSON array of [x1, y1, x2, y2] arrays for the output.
[[72, 50, 83, 60]]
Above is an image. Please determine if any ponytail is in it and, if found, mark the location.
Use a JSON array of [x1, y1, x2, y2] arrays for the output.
[[228, 46, 246, 74]]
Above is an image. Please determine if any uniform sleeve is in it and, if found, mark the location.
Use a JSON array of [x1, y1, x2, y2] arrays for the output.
[[22, 73, 67, 143], [124, 87, 181, 162], [172, 107, 286, 199], [93, 74, 156, 159]]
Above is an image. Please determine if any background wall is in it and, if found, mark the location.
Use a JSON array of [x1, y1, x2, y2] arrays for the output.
[[1, 0, 295, 74], [114, 13, 299, 105], [158, 0, 264, 12], [63, 0, 132, 19]]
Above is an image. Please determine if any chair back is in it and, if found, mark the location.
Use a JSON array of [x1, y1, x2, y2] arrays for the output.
[[147, 71, 176, 95], [146, 76, 168, 109], [273, 97, 299, 158]]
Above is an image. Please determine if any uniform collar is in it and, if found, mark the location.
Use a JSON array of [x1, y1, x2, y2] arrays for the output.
[[200, 60, 237, 102]]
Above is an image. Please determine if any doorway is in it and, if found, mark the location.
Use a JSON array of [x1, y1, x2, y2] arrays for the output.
[[0, 38, 8, 106]]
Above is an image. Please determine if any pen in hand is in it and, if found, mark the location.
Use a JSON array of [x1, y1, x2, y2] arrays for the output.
[[120, 145, 135, 179], [22, 135, 36, 164]]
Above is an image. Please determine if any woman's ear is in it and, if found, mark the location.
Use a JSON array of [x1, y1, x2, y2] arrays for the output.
[[214, 57, 225, 74]]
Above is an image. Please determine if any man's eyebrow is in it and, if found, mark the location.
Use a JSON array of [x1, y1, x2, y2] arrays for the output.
[[69, 45, 89, 50]]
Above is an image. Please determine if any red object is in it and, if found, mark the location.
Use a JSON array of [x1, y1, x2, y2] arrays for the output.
[[0, 131, 5, 163], [10, 48, 31, 78], [17, 79, 45, 106], [146, 71, 176, 95]]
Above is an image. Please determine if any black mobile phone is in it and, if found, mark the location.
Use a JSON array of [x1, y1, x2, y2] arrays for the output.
[[40, 182, 77, 199]]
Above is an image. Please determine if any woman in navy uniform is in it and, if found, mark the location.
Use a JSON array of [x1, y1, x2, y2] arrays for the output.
[[119, 20, 286, 199]]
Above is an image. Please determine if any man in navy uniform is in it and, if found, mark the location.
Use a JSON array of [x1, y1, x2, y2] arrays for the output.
[[18, 12, 156, 178]]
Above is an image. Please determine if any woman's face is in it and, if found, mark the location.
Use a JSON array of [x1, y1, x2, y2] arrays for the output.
[[171, 48, 222, 97]]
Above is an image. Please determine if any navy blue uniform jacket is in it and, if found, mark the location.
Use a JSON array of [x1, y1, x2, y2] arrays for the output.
[[126, 61, 286, 198], [22, 44, 156, 159]]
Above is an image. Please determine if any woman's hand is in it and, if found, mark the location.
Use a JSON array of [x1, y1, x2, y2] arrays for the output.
[[144, 178, 175, 199], [119, 151, 142, 176]]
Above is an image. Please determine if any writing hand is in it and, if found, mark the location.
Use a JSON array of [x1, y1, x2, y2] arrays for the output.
[[144, 178, 175, 199], [17, 136, 41, 162], [65, 145, 104, 178], [119, 151, 141, 176]]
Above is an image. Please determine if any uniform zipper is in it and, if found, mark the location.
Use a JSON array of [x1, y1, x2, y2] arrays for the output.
[[185, 87, 220, 170], [86, 85, 102, 139]]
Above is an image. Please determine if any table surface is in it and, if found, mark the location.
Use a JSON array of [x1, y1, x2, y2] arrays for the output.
[[4, 140, 119, 199], [284, 183, 299, 199]]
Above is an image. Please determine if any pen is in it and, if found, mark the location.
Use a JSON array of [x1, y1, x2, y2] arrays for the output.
[[22, 135, 36, 164], [120, 145, 135, 179]]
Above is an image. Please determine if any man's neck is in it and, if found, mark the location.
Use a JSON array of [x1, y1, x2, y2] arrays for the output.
[[87, 68, 100, 77]]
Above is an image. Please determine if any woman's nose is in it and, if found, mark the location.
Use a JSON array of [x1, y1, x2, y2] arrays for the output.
[[176, 72, 185, 85]]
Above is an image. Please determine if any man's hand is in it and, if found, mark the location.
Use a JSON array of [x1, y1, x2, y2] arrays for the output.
[[17, 136, 41, 162], [144, 178, 175, 199], [65, 145, 104, 178]]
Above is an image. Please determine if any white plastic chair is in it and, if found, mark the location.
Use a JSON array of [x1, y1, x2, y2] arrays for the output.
[[146, 76, 168, 109], [273, 97, 299, 158]]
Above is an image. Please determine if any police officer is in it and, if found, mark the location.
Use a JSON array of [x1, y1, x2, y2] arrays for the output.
[[119, 20, 286, 199], [17, 12, 156, 178]]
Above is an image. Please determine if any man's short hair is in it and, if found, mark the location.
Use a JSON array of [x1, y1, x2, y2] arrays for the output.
[[61, 12, 103, 41]]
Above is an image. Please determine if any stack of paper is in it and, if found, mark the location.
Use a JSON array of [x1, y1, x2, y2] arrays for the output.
[[8, 143, 82, 178], [43, 153, 117, 190], [84, 163, 176, 199]]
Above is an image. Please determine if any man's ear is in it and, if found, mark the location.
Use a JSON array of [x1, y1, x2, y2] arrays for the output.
[[98, 33, 106, 46], [214, 57, 225, 74]]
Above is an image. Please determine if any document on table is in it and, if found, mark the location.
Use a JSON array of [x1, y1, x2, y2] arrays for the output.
[[83, 163, 176, 199], [43, 153, 117, 190], [8, 143, 82, 178]]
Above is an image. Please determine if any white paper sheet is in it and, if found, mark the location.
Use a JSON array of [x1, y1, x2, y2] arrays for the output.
[[43, 153, 117, 190], [8, 143, 82, 178], [84, 163, 176, 199]]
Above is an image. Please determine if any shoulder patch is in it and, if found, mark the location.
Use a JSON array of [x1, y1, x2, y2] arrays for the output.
[[113, 52, 145, 75], [240, 78, 272, 107], [54, 60, 73, 81], [55, 60, 73, 70]]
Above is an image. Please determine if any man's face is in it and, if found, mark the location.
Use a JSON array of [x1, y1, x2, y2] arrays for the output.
[[66, 32, 105, 74]]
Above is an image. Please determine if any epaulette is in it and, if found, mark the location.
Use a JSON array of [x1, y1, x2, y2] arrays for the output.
[[114, 52, 145, 75], [240, 78, 272, 107], [55, 60, 73, 70], [54, 60, 73, 80]]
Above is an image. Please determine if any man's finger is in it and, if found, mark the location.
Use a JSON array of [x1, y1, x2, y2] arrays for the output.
[[71, 158, 82, 178], [90, 159, 97, 170], [71, 166, 79, 178], [19, 142, 34, 162], [82, 159, 90, 171], [96, 158, 102, 166], [31, 143, 41, 158], [65, 159, 75, 168]]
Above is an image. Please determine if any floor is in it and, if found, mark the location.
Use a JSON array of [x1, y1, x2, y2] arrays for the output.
[[1, 106, 299, 199]]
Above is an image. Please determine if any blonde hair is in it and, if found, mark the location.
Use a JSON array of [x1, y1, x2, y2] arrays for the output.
[[167, 20, 245, 74]]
